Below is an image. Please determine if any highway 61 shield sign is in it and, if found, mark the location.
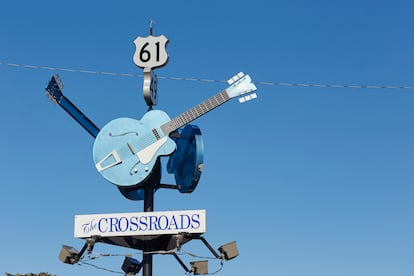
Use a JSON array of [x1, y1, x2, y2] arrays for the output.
[[133, 35, 169, 69]]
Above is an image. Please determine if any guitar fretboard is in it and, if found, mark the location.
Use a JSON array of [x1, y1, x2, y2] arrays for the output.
[[161, 90, 230, 135]]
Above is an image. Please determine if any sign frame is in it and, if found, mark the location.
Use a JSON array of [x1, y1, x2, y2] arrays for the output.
[[74, 209, 206, 238]]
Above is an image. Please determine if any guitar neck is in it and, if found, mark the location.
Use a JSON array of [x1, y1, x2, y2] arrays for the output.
[[161, 90, 230, 135]]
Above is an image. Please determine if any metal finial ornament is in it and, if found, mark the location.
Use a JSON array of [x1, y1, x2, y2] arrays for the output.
[[149, 20, 155, 35]]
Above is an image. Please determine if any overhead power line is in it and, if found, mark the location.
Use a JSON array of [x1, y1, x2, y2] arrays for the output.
[[1, 61, 414, 90]]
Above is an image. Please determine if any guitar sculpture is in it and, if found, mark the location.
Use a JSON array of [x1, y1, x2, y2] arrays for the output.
[[45, 74, 100, 138], [93, 72, 257, 186]]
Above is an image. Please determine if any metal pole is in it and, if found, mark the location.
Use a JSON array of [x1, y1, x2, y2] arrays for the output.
[[142, 185, 153, 276], [142, 160, 160, 276]]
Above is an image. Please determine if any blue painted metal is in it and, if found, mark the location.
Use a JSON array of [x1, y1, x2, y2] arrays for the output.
[[46, 75, 100, 138], [167, 125, 204, 193]]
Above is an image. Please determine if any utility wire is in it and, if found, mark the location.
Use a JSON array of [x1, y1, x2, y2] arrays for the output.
[[1, 61, 414, 90], [76, 249, 225, 275], [176, 250, 222, 260], [79, 261, 124, 275]]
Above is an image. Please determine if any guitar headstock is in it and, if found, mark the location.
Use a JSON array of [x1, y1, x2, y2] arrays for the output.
[[225, 72, 257, 103], [45, 74, 64, 104]]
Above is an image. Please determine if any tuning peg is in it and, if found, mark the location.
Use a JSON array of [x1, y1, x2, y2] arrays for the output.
[[52, 74, 64, 90], [227, 72, 245, 85], [238, 92, 257, 103]]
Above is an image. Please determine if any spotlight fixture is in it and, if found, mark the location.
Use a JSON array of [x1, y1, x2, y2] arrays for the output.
[[218, 241, 239, 260], [58, 245, 80, 264], [190, 260, 208, 275], [58, 237, 97, 265], [122, 256, 142, 275]]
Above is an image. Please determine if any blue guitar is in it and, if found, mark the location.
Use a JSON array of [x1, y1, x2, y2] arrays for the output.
[[92, 72, 257, 186]]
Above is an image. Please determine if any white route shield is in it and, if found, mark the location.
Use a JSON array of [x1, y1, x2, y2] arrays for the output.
[[133, 35, 169, 69]]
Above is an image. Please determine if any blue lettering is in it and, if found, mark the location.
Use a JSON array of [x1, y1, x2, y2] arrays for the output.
[[191, 214, 201, 229], [118, 217, 129, 232], [109, 217, 119, 232], [169, 215, 178, 230], [139, 216, 148, 231], [98, 218, 108, 233], [149, 216, 159, 230], [157, 215, 169, 230], [82, 220, 97, 234], [130, 216, 139, 232], [93, 213, 203, 235], [180, 215, 191, 229]]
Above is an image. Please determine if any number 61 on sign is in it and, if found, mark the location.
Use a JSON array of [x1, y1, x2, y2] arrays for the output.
[[133, 35, 169, 69]]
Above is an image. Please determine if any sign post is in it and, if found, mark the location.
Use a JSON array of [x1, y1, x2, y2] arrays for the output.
[[132, 25, 170, 276], [143, 161, 156, 276]]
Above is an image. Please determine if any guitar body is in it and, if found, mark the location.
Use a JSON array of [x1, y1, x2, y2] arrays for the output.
[[93, 110, 176, 186]]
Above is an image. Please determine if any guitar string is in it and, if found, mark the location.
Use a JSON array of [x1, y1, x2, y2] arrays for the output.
[[1, 61, 414, 91]]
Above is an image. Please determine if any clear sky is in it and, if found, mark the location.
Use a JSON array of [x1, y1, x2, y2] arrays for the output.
[[0, 0, 413, 275]]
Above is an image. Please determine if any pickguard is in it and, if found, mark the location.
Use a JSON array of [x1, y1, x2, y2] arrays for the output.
[[137, 136, 168, 164]]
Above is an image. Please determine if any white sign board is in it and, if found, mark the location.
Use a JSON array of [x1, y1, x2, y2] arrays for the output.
[[74, 209, 206, 238], [133, 35, 169, 69]]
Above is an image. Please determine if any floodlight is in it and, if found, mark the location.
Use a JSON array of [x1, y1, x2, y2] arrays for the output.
[[218, 241, 239, 260], [58, 245, 79, 264], [190, 260, 208, 275], [122, 256, 142, 275]]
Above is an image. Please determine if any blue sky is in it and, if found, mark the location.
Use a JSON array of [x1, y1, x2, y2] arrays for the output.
[[0, 0, 413, 275]]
